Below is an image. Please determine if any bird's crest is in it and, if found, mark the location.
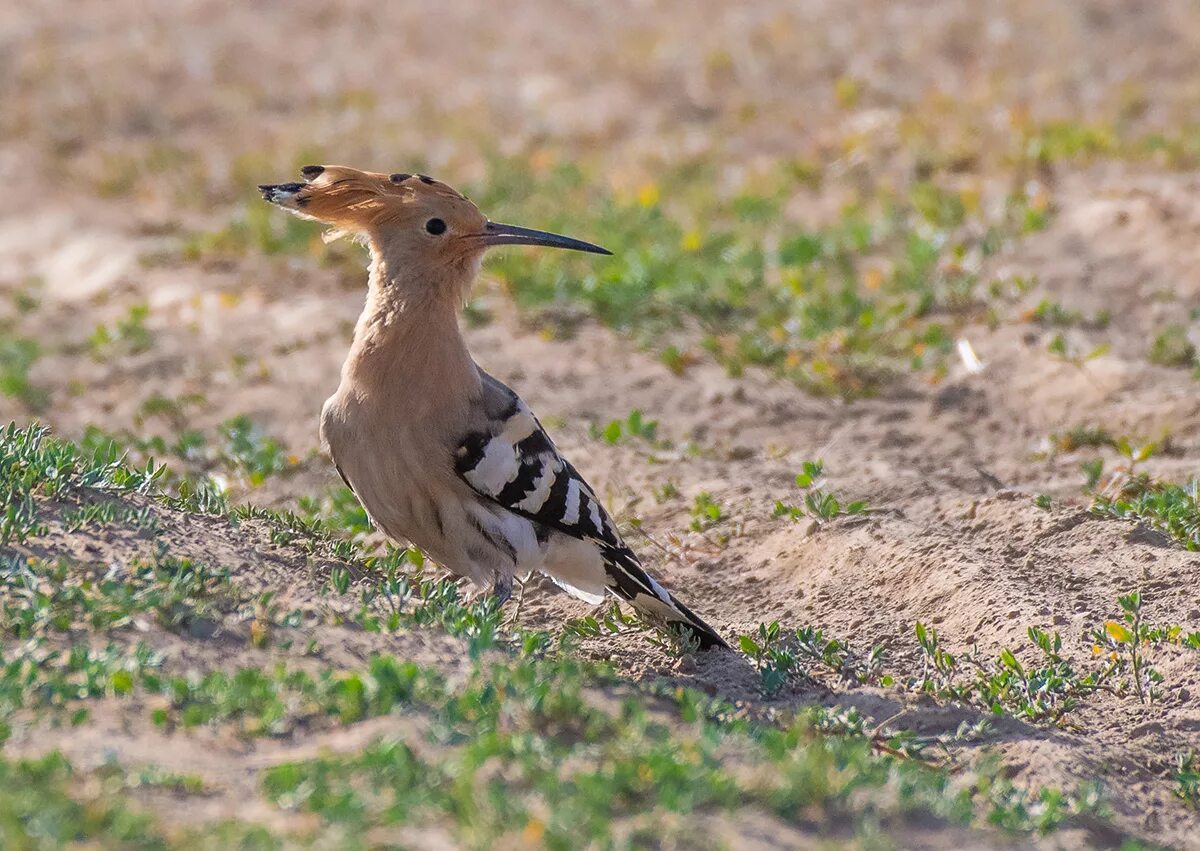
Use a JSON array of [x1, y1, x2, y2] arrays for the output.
[[259, 165, 474, 242]]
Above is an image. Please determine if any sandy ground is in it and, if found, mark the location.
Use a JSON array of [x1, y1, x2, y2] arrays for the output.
[[7, 0, 1200, 847]]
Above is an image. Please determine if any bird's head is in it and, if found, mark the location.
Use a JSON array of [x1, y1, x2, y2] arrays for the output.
[[259, 165, 610, 284]]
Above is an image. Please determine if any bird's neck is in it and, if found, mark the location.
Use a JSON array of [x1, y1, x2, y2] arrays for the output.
[[341, 252, 479, 406]]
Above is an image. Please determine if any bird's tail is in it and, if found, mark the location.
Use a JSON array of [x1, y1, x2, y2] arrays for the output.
[[600, 544, 729, 650]]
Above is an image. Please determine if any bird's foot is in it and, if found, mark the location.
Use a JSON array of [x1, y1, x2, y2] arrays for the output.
[[491, 572, 513, 609]]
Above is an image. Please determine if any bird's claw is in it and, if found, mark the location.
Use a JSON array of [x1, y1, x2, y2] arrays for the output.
[[491, 573, 513, 608]]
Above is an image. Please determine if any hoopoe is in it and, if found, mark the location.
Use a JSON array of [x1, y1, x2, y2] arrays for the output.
[[259, 165, 728, 650]]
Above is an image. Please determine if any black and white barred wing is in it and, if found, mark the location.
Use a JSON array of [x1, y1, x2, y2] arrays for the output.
[[454, 394, 728, 650], [455, 400, 616, 545]]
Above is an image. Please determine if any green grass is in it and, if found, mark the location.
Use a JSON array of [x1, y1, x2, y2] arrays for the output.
[[0, 422, 1172, 846], [87, 303, 154, 360], [186, 148, 1057, 398], [469, 158, 1042, 397], [1093, 477, 1200, 550], [79, 413, 303, 493], [0, 752, 165, 849], [0, 550, 234, 641], [152, 656, 441, 738], [0, 331, 48, 413], [739, 592, 1200, 722], [1148, 325, 1197, 369], [0, 750, 278, 850], [257, 653, 1107, 850]]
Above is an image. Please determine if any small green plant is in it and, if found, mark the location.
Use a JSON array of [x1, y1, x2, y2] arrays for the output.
[[1046, 333, 1109, 369], [1029, 300, 1077, 326], [738, 621, 797, 694], [1088, 592, 1164, 704], [298, 486, 372, 538], [216, 414, 296, 486], [1174, 751, 1200, 808], [739, 622, 891, 695], [565, 601, 650, 641], [1033, 494, 1052, 510], [909, 622, 1118, 724], [773, 460, 867, 522], [0, 333, 48, 412], [689, 492, 724, 531], [0, 550, 233, 640], [653, 480, 680, 503], [87, 304, 153, 359], [1041, 424, 1115, 455], [1148, 325, 1196, 368], [1091, 470, 1200, 551], [590, 409, 661, 445], [1027, 299, 1110, 330], [135, 392, 206, 428], [794, 625, 890, 687]]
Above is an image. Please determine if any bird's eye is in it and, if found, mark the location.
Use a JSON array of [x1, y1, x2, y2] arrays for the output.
[[425, 218, 447, 235]]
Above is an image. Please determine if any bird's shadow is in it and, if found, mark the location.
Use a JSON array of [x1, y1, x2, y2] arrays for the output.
[[624, 633, 1068, 756]]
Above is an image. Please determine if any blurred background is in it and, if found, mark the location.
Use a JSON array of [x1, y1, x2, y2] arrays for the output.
[[4, 1, 1200, 494], [6, 0, 1200, 579]]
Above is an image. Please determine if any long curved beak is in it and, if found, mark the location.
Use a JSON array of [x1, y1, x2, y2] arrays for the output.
[[475, 221, 611, 255]]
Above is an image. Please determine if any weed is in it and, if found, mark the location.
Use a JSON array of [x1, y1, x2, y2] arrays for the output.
[[298, 486, 372, 538], [738, 621, 799, 694], [1027, 299, 1110, 329], [78, 414, 299, 494], [564, 601, 648, 642], [1148, 325, 1196, 368], [135, 392, 206, 428], [1174, 752, 1200, 808], [590, 409, 661, 446], [0, 332, 49, 412], [155, 656, 439, 737], [1082, 458, 1106, 490], [0, 752, 161, 847], [87, 304, 154, 359], [653, 480, 681, 503], [909, 622, 1117, 724], [216, 415, 297, 486], [1091, 470, 1200, 551], [689, 492, 724, 531], [0, 551, 235, 641], [773, 460, 867, 522], [1087, 592, 1172, 704], [1047, 332, 1109, 369], [977, 762, 1107, 835], [739, 621, 890, 694], [1041, 424, 1116, 455], [0, 750, 274, 847]]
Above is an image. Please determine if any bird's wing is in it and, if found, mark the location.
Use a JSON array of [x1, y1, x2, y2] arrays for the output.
[[453, 376, 727, 649]]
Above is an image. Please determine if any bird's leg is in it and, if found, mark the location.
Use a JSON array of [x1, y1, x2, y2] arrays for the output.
[[504, 574, 529, 629]]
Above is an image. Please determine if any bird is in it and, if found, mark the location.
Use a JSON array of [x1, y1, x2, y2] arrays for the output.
[[259, 165, 728, 650]]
